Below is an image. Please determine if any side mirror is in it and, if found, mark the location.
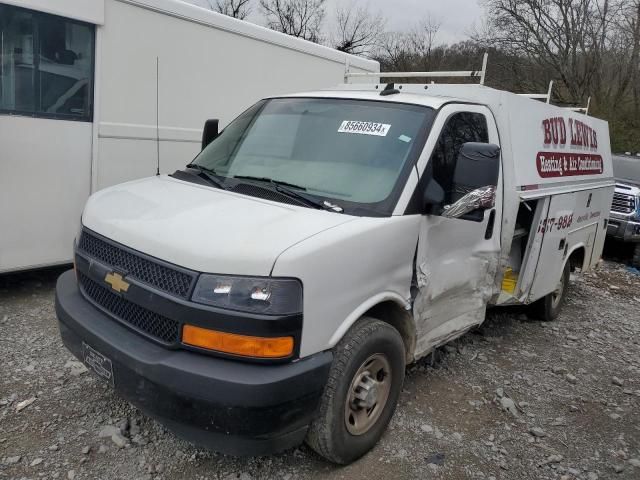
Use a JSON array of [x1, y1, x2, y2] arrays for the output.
[[442, 186, 496, 219], [201, 119, 220, 150], [442, 142, 500, 221], [452, 142, 500, 192], [423, 178, 445, 213], [441, 143, 500, 220]]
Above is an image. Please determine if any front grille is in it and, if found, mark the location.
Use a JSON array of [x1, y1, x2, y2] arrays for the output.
[[78, 230, 195, 298], [612, 192, 636, 214], [231, 184, 306, 207], [78, 272, 179, 344]]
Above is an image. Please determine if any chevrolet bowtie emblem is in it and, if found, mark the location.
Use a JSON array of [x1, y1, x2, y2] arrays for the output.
[[105, 272, 130, 293]]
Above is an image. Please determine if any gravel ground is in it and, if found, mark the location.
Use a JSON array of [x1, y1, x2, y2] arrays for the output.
[[1, 260, 639, 480]]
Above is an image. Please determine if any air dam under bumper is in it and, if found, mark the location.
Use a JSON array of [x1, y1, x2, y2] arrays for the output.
[[55, 270, 332, 456]]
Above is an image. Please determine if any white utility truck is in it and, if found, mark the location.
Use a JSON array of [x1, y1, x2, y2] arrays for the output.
[[55, 59, 615, 464], [0, 0, 377, 273]]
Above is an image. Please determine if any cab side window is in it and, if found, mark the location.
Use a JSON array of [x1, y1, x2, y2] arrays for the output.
[[430, 112, 489, 204]]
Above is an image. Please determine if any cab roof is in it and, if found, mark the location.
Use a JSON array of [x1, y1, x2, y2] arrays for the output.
[[277, 85, 465, 110]]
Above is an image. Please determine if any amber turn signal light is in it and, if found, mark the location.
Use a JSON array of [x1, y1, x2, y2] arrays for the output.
[[182, 324, 294, 359]]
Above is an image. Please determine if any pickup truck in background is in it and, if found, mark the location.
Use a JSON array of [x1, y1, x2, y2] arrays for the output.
[[608, 154, 640, 267]]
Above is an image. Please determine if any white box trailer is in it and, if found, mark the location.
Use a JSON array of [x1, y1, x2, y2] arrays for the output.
[[54, 59, 614, 463], [0, 0, 378, 273]]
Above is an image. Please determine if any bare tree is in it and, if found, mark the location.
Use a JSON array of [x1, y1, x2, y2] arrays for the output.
[[406, 18, 441, 59], [333, 1, 386, 56], [259, 0, 326, 42], [476, 0, 640, 151], [477, 0, 631, 104], [377, 17, 441, 73], [377, 32, 415, 71], [207, 0, 252, 19], [611, 0, 640, 113]]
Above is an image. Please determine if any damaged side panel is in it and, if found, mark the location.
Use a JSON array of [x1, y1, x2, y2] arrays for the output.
[[272, 215, 422, 358], [412, 216, 500, 359], [410, 103, 503, 361]]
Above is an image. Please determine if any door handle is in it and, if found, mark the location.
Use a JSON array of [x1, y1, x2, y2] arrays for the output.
[[485, 209, 496, 239]]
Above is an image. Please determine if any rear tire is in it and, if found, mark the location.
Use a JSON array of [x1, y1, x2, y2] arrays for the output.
[[632, 243, 640, 268], [529, 261, 570, 321], [306, 317, 405, 464]]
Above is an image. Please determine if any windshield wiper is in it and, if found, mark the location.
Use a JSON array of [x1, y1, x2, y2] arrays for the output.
[[233, 175, 344, 213], [233, 175, 307, 191], [185, 164, 229, 190]]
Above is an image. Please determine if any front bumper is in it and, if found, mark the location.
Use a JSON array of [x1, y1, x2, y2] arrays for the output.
[[55, 270, 332, 455], [607, 216, 640, 242]]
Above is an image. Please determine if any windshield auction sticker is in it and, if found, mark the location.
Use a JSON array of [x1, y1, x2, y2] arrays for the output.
[[338, 120, 391, 137]]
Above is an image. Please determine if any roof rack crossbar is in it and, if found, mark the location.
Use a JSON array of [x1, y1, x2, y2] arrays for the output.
[[516, 81, 554, 103], [565, 96, 591, 116], [345, 53, 489, 85]]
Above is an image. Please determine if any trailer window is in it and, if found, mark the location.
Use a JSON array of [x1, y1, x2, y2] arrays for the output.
[[0, 4, 94, 121]]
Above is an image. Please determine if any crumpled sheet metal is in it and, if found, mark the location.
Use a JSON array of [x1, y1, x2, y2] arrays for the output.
[[411, 217, 500, 360], [442, 186, 496, 219]]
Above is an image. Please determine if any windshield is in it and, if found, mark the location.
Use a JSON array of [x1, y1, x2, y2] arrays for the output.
[[192, 97, 434, 215]]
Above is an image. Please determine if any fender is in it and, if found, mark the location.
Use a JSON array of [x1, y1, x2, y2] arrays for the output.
[[565, 242, 587, 271], [327, 291, 412, 348]]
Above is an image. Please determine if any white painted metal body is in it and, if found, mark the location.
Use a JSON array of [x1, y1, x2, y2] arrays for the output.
[[0, 0, 378, 273], [78, 83, 614, 361]]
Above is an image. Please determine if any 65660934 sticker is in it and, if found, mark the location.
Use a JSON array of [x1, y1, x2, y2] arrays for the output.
[[338, 120, 391, 137]]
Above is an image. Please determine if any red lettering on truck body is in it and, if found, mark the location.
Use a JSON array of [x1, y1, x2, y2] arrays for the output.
[[541, 117, 597, 149], [536, 152, 603, 178], [542, 117, 567, 145]]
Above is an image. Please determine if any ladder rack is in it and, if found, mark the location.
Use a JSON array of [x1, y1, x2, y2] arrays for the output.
[[565, 97, 591, 116], [345, 53, 489, 86], [515, 80, 591, 115], [344, 56, 591, 116], [517, 81, 554, 104]]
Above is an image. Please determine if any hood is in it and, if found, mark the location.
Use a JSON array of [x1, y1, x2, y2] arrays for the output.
[[613, 155, 640, 187], [82, 176, 356, 276], [616, 178, 640, 189]]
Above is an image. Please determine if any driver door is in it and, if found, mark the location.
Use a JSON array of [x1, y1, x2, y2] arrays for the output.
[[413, 105, 503, 357]]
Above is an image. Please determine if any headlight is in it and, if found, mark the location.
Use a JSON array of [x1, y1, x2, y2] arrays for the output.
[[192, 274, 303, 315]]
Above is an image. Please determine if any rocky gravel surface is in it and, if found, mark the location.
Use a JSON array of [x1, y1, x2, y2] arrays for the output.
[[1, 260, 639, 480]]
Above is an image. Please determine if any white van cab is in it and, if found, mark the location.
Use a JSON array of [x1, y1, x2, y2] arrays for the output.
[[55, 65, 615, 464]]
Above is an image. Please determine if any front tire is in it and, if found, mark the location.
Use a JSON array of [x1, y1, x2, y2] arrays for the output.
[[529, 261, 570, 321], [306, 317, 405, 464]]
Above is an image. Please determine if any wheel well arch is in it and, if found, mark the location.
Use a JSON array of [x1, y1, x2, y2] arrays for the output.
[[567, 244, 586, 271], [363, 301, 416, 364]]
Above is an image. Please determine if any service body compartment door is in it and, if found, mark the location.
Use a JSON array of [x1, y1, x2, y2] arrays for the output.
[[526, 189, 606, 302]]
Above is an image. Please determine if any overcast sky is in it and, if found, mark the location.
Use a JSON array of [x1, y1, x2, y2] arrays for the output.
[[324, 0, 484, 44], [183, 0, 484, 45]]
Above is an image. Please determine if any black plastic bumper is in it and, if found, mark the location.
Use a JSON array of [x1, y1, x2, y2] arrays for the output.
[[55, 270, 332, 456], [607, 217, 640, 242]]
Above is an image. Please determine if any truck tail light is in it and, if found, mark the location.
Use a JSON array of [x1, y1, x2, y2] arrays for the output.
[[182, 324, 294, 359]]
